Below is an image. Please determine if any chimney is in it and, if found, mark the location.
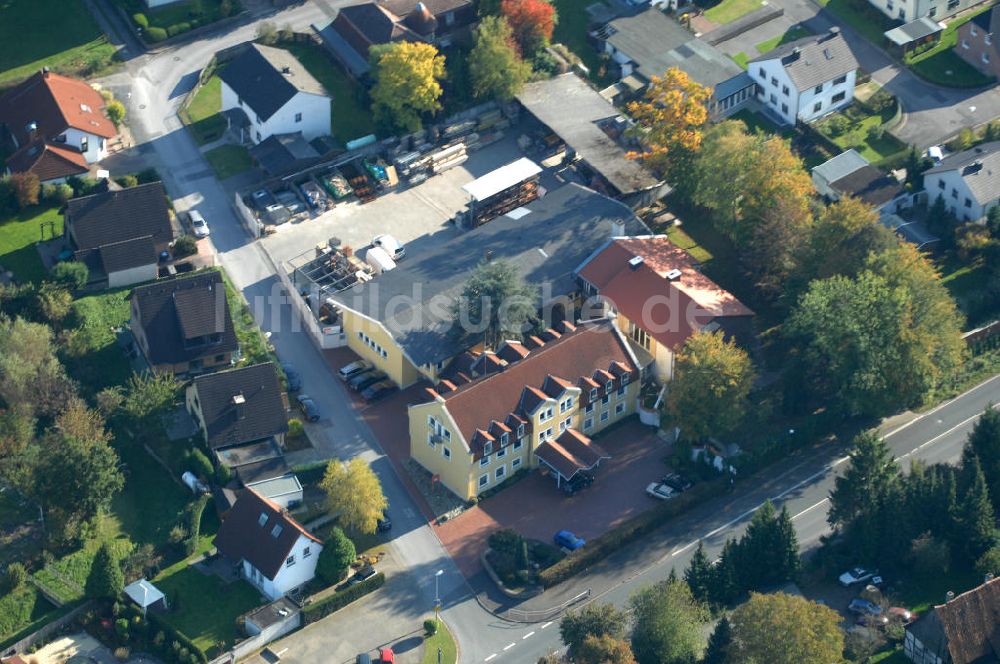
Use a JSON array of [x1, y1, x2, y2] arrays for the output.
[[232, 393, 246, 420], [282, 66, 291, 74], [829, 26, 840, 35], [611, 220, 625, 238], [945, 590, 956, 603], [485, 249, 495, 262], [41, 66, 50, 77], [987, 573, 995, 583]]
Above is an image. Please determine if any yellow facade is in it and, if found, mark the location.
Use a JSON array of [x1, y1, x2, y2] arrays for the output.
[[340, 309, 422, 388], [616, 313, 674, 382], [407, 379, 641, 501]]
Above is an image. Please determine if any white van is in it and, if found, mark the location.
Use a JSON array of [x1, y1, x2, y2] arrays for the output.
[[372, 234, 405, 261], [366, 246, 397, 274]]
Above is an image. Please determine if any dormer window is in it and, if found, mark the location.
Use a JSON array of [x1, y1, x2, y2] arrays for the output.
[[517, 423, 525, 438], [500, 432, 509, 446], [258, 512, 268, 527], [484, 442, 493, 455], [621, 372, 630, 385], [590, 387, 598, 401], [605, 382, 613, 395], [271, 524, 283, 538]]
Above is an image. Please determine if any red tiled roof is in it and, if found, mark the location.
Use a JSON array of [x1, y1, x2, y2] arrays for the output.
[[536, 429, 610, 480], [934, 576, 1000, 664], [577, 236, 752, 351], [0, 70, 116, 146], [5, 140, 88, 182]]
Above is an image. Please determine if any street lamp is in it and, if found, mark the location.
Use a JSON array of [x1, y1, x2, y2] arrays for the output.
[[434, 569, 444, 626]]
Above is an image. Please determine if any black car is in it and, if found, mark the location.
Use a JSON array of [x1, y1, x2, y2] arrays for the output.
[[296, 394, 320, 422], [662, 473, 694, 493], [350, 370, 388, 391], [377, 508, 392, 532], [349, 564, 377, 585], [561, 471, 594, 495], [362, 380, 397, 402], [281, 363, 302, 391]]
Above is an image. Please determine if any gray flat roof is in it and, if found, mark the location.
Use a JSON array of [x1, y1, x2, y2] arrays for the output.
[[813, 149, 869, 183], [331, 183, 648, 367], [246, 473, 303, 498], [885, 17, 943, 46], [518, 74, 661, 195]]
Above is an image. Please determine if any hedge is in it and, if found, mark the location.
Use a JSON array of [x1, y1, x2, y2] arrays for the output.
[[132, 13, 149, 29], [538, 481, 725, 587], [167, 22, 192, 37], [147, 611, 208, 663], [145, 27, 168, 42], [302, 572, 385, 624]]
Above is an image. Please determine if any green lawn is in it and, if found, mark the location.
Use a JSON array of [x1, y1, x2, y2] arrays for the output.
[[705, 0, 764, 24], [120, 0, 237, 33], [0, 0, 118, 87], [815, 0, 894, 45], [421, 620, 457, 664], [895, 566, 980, 615], [732, 52, 750, 69], [905, 4, 996, 87], [0, 586, 62, 649], [181, 73, 227, 146], [154, 559, 262, 656], [281, 42, 376, 143], [0, 205, 62, 284], [817, 109, 907, 165], [552, 0, 612, 83], [755, 25, 813, 53], [871, 648, 909, 664], [204, 144, 253, 180], [62, 288, 134, 395]]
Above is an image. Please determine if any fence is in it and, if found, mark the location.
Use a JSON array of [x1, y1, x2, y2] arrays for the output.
[[503, 588, 592, 624], [2, 601, 91, 656]]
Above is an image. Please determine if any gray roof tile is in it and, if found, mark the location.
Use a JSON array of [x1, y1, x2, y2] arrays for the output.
[[750, 29, 858, 91]]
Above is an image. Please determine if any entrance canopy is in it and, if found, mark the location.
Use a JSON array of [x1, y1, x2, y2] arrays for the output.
[[537, 429, 610, 485]]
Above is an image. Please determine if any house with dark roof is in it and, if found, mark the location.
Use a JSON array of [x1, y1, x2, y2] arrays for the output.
[[923, 141, 1000, 222], [186, 363, 289, 453], [812, 149, 908, 214], [215, 488, 322, 600], [328, 182, 649, 389], [576, 235, 753, 382], [956, 6, 1000, 77], [316, 0, 474, 78], [129, 271, 239, 376], [904, 575, 1000, 664], [748, 28, 859, 125], [597, 8, 755, 118], [408, 318, 640, 500], [219, 43, 331, 145], [64, 182, 175, 288], [0, 69, 117, 183]]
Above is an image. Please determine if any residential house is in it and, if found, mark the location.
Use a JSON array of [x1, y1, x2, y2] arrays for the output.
[[923, 141, 1000, 222], [186, 362, 289, 453], [63, 182, 175, 288], [130, 271, 239, 376], [748, 28, 859, 125], [576, 235, 753, 382], [812, 149, 908, 215], [517, 74, 668, 208], [408, 318, 641, 500], [219, 43, 331, 145], [215, 439, 291, 486], [215, 488, 323, 600], [328, 183, 648, 389], [956, 6, 1000, 78], [0, 69, 116, 183], [904, 575, 1000, 664], [598, 8, 755, 118], [868, 0, 984, 23], [317, 0, 475, 78]]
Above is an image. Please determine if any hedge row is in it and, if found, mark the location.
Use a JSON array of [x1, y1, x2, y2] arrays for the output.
[[147, 610, 208, 663], [538, 481, 725, 588], [302, 573, 385, 624]]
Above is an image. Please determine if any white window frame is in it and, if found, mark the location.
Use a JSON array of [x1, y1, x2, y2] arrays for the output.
[[600, 411, 609, 423], [517, 424, 525, 438], [480, 455, 490, 467], [615, 402, 626, 415], [285, 555, 295, 567], [443, 446, 451, 460], [479, 474, 489, 488], [513, 439, 523, 451], [511, 457, 522, 470], [496, 447, 507, 459], [584, 417, 594, 431], [500, 432, 509, 446]]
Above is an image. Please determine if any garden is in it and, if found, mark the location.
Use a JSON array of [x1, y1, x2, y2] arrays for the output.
[[119, 0, 241, 44], [0, 205, 62, 284], [904, 4, 996, 88], [179, 71, 227, 146], [204, 144, 253, 180], [484, 529, 564, 592], [814, 91, 907, 165], [702, 0, 766, 25]]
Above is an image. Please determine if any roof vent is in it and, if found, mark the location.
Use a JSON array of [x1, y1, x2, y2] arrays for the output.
[[665, 269, 683, 281], [628, 255, 644, 270], [80, 103, 92, 113], [946, 590, 956, 602], [987, 573, 995, 583], [792, 46, 801, 56], [830, 26, 840, 34], [485, 249, 495, 262], [26, 121, 37, 134], [282, 66, 291, 74], [823, 48, 833, 60], [232, 393, 246, 420]]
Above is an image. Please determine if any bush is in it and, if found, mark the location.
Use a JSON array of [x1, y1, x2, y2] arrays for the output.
[[147, 611, 208, 663], [287, 418, 305, 442], [167, 22, 192, 37], [424, 619, 438, 636], [137, 168, 161, 184], [488, 528, 524, 557], [316, 526, 356, 585], [825, 114, 850, 138], [185, 494, 209, 556], [132, 12, 149, 29], [146, 27, 168, 42], [10, 172, 40, 208], [976, 545, 1000, 578], [50, 261, 89, 290], [173, 235, 198, 257], [47, 183, 74, 205], [189, 448, 214, 481], [219, 0, 235, 16], [5, 562, 27, 592], [115, 174, 139, 189], [215, 462, 232, 486], [302, 572, 385, 623]]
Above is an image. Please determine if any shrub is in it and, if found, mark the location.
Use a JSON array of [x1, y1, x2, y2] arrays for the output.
[[825, 114, 850, 137], [146, 27, 168, 42], [976, 545, 1000, 578], [5, 562, 27, 592], [317, 526, 356, 584], [424, 619, 438, 636], [257, 21, 277, 44], [114, 647, 130, 661], [287, 418, 305, 442], [302, 572, 385, 623], [132, 13, 149, 29], [49, 183, 74, 205], [168, 525, 187, 545], [185, 494, 209, 556], [219, 0, 234, 16], [137, 168, 161, 184], [173, 235, 198, 257], [189, 448, 214, 480], [115, 174, 139, 189], [115, 618, 130, 639], [10, 172, 40, 208], [51, 261, 89, 290], [167, 22, 192, 37], [215, 462, 232, 486]]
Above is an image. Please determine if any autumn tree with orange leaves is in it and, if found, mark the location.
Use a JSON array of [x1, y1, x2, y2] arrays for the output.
[[626, 67, 711, 180], [501, 0, 557, 56]]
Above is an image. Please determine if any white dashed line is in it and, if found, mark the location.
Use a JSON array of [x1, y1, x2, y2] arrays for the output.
[[503, 643, 516, 651], [540, 622, 553, 629], [523, 632, 535, 639], [484, 654, 497, 662]]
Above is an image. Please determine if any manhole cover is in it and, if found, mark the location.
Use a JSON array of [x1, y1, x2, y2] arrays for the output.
[[139, 104, 146, 109]]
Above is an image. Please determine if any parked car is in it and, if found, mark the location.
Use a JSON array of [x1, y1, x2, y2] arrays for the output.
[[296, 394, 320, 422], [646, 482, 677, 500], [281, 363, 302, 392], [350, 370, 388, 392], [350, 564, 377, 585], [339, 360, 373, 381], [848, 598, 883, 617], [377, 508, 392, 532], [188, 209, 210, 238], [372, 234, 406, 261], [355, 655, 372, 664], [362, 379, 397, 402], [855, 612, 889, 627], [662, 473, 694, 493], [379, 647, 395, 664], [839, 567, 878, 587], [554, 530, 585, 551], [561, 472, 594, 495], [888, 607, 914, 623]]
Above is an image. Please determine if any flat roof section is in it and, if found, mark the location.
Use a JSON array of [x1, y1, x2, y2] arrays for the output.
[[462, 157, 542, 202]]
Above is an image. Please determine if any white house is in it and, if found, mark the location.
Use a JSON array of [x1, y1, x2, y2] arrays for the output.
[[923, 141, 1000, 222], [219, 43, 331, 145], [748, 28, 859, 125], [215, 488, 323, 601], [868, 0, 984, 22], [812, 149, 907, 215]]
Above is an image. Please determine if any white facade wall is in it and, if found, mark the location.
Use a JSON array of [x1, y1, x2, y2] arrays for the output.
[[796, 70, 856, 123], [221, 82, 331, 144], [144, 0, 184, 6], [750, 58, 855, 124], [869, 0, 985, 21], [241, 534, 321, 601], [923, 169, 991, 221], [107, 263, 158, 289], [61, 127, 107, 163]]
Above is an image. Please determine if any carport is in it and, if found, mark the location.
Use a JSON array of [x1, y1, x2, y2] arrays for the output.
[[536, 429, 611, 489]]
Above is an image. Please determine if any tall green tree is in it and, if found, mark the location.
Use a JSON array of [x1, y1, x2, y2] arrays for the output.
[[370, 41, 446, 132], [560, 602, 628, 655], [955, 456, 998, 564], [966, 405, 1000, 512], [316, 526, 356, 584], [738, 501, 799, 590], [575, 635, 636, 664], [726, 593, 845, 664], [703, 617, 731, 664], [667, 331, 755, 442], [86, 542, 124, 600], [468, 16, 531, 101], [709, 538, 740, 606], [683, 542, 713, 604], [629, 579, 706, 664], [320, 458, 388, 534], [123, 371, 179, 425], [0, 317, 76, 417], [829, 432, 900, 528], [451, 259, 538, 350]]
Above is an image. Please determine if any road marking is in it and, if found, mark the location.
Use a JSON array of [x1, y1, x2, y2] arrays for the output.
[[896, 411, 984, 461], [792, 498, 829, 520], [503, 642, 516, 651], [523, 632, 535, 639], [540, 621, 553, 629], [881, 374, 999, 439], [485, 654, 497, 662]]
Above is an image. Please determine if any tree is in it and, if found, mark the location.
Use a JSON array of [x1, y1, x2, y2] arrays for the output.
[[966, 405, 1000, 512], [626, 67, 711, 180], [629, 579, 706, 664], [666, 331, 755, 442], [976, 544, 1000, 577], [709, 538, 740, 606], [702, 617, 730, 664], [575, 635, 636, 664], [683, 542, 713, 603], [123, 371, 179, 424], [726, 592, 844, 664], [451, 259, 538, 350], [955, 456, 998, 564], [35, 284, 73, 325], [86, 542, 124, 600], [50, 261, 89, 290], [500, 0, 557, 56], [829, 432, 899, 528], [10, 172, 40, 208], [370, 41, 445, 132], [256, 21, 277, 44], [469, 16, 531, 101], [106, 99, 126, 128], [55, 397, 111, 445], [560, 603, 628, 655], [320, 458, 388, 534], [737, 501, 799, 590], [0, 318, 76, 417], [316, 526, 356, 584]]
